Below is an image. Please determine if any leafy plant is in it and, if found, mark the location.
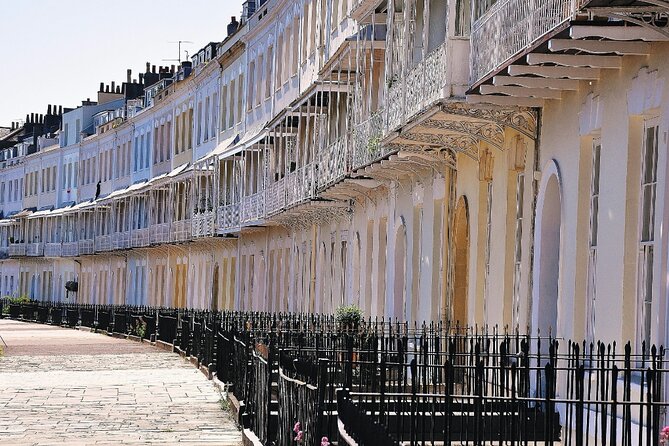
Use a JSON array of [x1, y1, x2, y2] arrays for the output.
[[367, 135, 381, 154], [2, 295, 29, 314], [335, 305, 363, 331], [132, 319, 147, 339]]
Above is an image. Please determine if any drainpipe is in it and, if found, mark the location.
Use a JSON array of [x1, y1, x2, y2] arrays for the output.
[[527, 109, 542, 335], [311, 224, 317, 313]]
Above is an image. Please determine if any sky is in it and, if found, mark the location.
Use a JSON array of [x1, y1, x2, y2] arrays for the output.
[[0, 0, 241, 126]]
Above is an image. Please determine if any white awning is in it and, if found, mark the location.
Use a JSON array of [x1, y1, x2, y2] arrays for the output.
[[198, 133, 239, 162], [217, 122, 268, 159]]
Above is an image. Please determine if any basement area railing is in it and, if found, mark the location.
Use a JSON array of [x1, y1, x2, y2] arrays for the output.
[[2, 300, 667, 446]]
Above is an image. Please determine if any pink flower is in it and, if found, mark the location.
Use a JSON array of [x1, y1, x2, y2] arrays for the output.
[[293, 421, 301, 434], [661, 426, 669, 444], [321, 437, 330, 446], [294, 430, 304, 443]]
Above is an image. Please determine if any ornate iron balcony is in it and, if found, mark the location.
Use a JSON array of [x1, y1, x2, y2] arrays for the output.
[[470, 0, 575, 85]]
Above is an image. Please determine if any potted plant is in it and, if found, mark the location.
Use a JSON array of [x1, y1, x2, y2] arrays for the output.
[[335, 304, 363, 332]]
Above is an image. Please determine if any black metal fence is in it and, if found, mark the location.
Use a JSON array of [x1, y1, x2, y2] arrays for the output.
[[4, 302, 668, 446]]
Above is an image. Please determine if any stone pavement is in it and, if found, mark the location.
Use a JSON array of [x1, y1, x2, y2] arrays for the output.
[[0, 318, 242, 445]]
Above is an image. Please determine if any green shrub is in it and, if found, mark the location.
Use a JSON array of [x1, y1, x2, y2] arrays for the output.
[[335, 305, 363, 330], [2, 295, 29, 315]]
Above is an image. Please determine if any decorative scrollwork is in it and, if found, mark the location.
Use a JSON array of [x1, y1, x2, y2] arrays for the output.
[[440, 103, 537, 139], [400, 133, 480, 159], [587, 3, 669, 38], [421, 119, 505, 149]]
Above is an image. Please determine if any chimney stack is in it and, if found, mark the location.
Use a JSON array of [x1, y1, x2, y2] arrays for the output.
[[228, 16, 239, 36]]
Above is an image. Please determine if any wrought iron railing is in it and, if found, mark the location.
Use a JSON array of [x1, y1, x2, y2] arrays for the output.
[[8, 302, 669, 446], [26, 242, 44, 256], [149, 223, 170, 244], [266, 178, 287, 216], [470, 0, 574, 85], [316, 137, 348, 190], [192, 211, 215, 238], [286, 164, 315, 207], [95, 234, 112, 252], [386, 42, 448, 133], [241, 192, 265, 223], [79, 239, 94, 255], [111, 231, 130, 250], [8, 243, 26, 257], [130, 228, 150, 248], [171, 219, 191, 243], [218, 203, 240, 232], [62, 242, 79, 257], [44, 243, 62, 257], [352, 110, 393, 170]]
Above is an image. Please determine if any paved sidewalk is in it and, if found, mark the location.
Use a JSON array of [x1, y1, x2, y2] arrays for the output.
[[0, 318, 242, 445]]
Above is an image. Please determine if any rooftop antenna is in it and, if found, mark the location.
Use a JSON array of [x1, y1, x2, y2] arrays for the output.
[[165, 40, 193, 63]]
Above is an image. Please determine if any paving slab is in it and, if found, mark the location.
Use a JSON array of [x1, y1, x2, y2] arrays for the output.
[[0, 318, 242, 445]]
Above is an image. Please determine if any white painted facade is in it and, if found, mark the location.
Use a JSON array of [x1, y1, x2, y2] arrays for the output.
[[0, 0, 668, 355]]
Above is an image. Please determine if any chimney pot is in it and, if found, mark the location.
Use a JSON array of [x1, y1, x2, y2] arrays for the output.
[[127, 69, 132, 84], [47, 105, 52, 115], [152, 65, 156, 73], [105, 85, 110, 93], [171, 64, 175, 73], [58, 106, 62, 115], [111, 81, 115, 91], [100, 82, 104, 92]]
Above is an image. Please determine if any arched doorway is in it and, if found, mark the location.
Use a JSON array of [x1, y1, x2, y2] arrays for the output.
[[452, 197, 469, 327], [393, 223, 407, 320], [532, 165, 562, 337]]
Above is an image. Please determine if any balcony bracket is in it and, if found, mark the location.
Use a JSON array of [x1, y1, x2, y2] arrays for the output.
[[440, 104, 537, 140]]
